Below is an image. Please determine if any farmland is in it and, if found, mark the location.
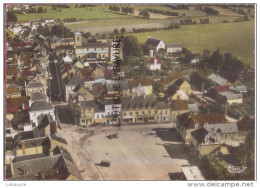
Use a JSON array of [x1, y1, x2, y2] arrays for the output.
[[127, 20, 255, 68]]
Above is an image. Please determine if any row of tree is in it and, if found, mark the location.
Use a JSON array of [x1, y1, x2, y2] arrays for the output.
[[147, 8, 179, 16], [108, 6, 134, 14], [203, 7, 219, 15], [164, 4, 189, 10]]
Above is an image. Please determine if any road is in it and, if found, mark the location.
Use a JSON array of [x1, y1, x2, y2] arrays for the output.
[[49, 61, 62, 102]]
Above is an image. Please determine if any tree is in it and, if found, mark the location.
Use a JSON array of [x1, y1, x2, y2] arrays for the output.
[[42, 25, 51, 36], [123, 36, 143, 57], [114, 28, 118, 34], [38, 7, 44, 13], [209, 48, 224, 71], [139, 9, 150, 18], [7, 12, 17, 22], [37, 25, 44, 34], [120, 27, 126, 33]]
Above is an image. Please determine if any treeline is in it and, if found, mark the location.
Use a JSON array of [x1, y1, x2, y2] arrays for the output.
[[63, 18, 77, 22], [132, 22, 180, 33], [203, 7, 219, 15], [147, 8, 179, 16], [26, 7, 47, 13], [164, 4, 189, 10], [180, 18, 197, 25], [108, 6, 134, 14]]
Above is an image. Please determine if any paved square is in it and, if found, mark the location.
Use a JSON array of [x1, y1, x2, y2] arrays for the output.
[[62, 125, 190, 180]]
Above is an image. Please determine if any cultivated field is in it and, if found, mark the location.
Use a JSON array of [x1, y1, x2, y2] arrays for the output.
[[61, 124, 190, 180], [128, 19, 255, 68], [16, 5, 134, 22]]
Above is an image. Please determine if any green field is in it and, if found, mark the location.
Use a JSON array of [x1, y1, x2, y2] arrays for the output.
[[16, 5, 134, 22], [127, 20, 255, 68]]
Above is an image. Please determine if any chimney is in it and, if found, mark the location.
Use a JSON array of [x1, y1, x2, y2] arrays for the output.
[[29, 99, 32, 107], [10, 157, 13, 177], [22, 141, 26, 155], [76, 95, 79, 103], [24, 80, 27, 87], [22, 103, 25, 110], [154, 58, 157, 64], [143, 94, 146, 99]]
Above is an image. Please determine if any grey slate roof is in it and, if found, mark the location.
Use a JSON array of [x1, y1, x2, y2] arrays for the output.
[[6, 119, 12, 129], [31, 92, 47, 101], [26, 82, 44, 89], [14, 137, 49, 150], [207, 73, 228, 85], [80, 100, 95, 109], [30, 101, 53, 112], [206, 123, 238, 134], [166, 43, 183, 48], [106, 81, 130, 92], [219, 92, 242, 100], [145, 38, 163, 46], [66, 73, 82, 86], [188, 103, 200, 113], [12, 154, 65, 179], [156, 101, 170, 109], [121, 95, 157, 110]]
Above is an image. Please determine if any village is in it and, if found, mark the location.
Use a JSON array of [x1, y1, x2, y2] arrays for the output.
[[4, 4, 255, 181]]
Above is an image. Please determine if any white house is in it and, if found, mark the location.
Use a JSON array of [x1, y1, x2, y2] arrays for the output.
[[145, 37, 165, 52], [148, 57, 161, 71], [104, 99, 122, 125], [165, 43, 183, 53], [29, 101, 55, 127]]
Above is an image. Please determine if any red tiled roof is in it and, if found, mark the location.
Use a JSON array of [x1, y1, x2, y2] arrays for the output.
[[7, 68, 19, 75], [170, 101, 188, 111], [160, 72, 183, 86], [215, 85, 229, 93], [149, 58, 161, 64], [21, 70, 33, 77], [130, 78, 152, 87], [10, 41, 32, 47], [97, 84, 105, 91]]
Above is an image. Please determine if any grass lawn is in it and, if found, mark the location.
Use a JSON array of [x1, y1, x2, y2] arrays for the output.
[[127, 20, 255, 68], [16, 5, 134, 22]]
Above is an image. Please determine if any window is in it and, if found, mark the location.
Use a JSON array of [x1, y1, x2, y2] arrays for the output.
[[142, 111, 145, 115], [97, 115, 99, 118], [224, 134, 228, 138], [123, 113, 126, 116], [148, 111, 151, 115], [82, 120, 85, 123], [135, 112, 139, 115]]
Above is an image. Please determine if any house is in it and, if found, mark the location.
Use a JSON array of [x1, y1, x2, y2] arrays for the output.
[[69, 99, 95, 126], [29, 92, 49, 107], [160, 72, 183, 90], [7, 96, 29, 113], [176, 113, 226, 144], [25, 81, 47, 97], [156, 101, 171, 123], [13, 137, 50, 157], [106, 80, 131, 97], [190, 128, 220, 158], [172, 78, 191, 95], [8, 150, 81, 180], [93, 102, 106, 125], [170, 101, 189, 125], [218, 91, 243, 105], [104, 99, 122, 125], [121, 95, 157, 124], [145, 37, 165, 52], [130, 78, 152, 96], [29, 101, 55, 127], [230, 85, 247, 94], [207, 73, 229, 86], [63, 73, 83, 101], [166, 89, 189, 101], [190, 122, 239, 157], [6, 88, 21, 98], [148, 57, 161, 71], [165, 43, 183, 53]]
